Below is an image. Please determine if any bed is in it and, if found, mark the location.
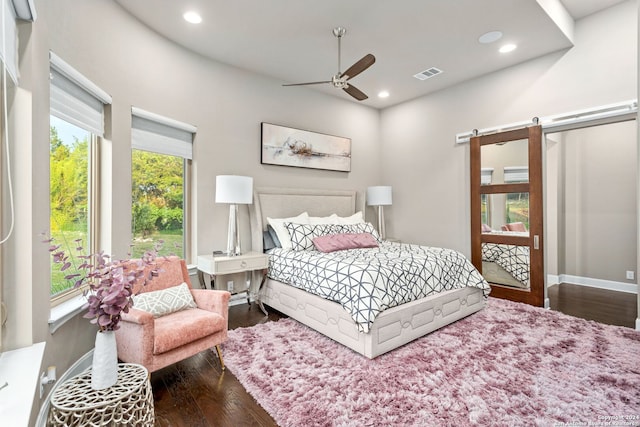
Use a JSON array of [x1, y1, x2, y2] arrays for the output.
[[249, 187, 490, 358], [481, 232, 530, 289]]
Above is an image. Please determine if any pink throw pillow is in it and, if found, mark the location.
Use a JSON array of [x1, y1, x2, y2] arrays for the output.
[[313, 233, 379, 253], [506, 222, 527, 232]]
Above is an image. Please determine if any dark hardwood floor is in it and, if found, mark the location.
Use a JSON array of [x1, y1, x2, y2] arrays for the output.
[[152, 303, 284, 427], [152, 286, 637, 426], [548, 283, 637, 328]]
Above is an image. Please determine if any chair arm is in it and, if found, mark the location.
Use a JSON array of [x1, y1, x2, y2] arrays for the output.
[[115, 308, 155, 367], [191, 289, 230, 314], [121, 307, 154, 325]]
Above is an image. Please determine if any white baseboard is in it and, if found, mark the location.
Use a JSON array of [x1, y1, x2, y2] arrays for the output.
[[547, 275, 560, 287], [547, 274, 638, 294]]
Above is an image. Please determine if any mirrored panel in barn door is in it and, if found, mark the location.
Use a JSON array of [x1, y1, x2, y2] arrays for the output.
[[470, 126, 544, 307]]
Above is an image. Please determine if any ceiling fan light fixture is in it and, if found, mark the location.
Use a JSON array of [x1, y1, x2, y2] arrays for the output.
[[378, 91, 390, 98], [183, 11, 202, 24]]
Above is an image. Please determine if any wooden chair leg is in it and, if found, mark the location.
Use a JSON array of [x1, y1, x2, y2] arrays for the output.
[[215, 345, 225, 370]]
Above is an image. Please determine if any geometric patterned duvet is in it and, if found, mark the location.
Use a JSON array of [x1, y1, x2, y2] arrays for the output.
[[267, 242, 490, 333], [481, 243, 530, 287]]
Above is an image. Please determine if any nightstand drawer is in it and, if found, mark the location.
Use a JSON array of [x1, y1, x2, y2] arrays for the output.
[[197, 252, 269, 275]]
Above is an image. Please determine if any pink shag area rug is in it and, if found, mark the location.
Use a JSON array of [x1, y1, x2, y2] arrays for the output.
[[223, 298, 640, 427]]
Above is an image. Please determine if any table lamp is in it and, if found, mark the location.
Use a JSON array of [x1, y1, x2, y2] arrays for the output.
[[366, 186, 392, 240], [216, 175, 253, 256]]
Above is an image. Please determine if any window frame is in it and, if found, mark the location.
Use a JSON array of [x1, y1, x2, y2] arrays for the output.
[[49, 52, 111, 305]]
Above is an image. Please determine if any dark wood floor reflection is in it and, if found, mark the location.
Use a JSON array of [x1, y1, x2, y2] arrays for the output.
[[152, 285, 637, 425]]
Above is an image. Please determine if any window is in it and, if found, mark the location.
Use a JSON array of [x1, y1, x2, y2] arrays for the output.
[[130, 108, 195, 261], [480, 168, 493, 227], [49, 52, 111, 303], [504, 166, 529, 229], [49, 116, 95, 297]]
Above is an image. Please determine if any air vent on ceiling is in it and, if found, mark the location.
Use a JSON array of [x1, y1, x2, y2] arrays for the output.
[[413, 67, 443, 80]]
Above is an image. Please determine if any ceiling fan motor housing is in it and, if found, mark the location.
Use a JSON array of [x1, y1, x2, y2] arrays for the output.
[[332, 27, 346, 38]]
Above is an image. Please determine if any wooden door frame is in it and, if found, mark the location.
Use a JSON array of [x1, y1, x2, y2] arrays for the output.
[[471, 125, 544, 306]]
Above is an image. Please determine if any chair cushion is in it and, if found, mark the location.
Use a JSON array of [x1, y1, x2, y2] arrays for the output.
[[153, 308, 225, 354], [132, 283, 197, 318]]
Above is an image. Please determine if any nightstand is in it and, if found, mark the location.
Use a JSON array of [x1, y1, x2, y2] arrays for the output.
[[197, 252, 269, 309]]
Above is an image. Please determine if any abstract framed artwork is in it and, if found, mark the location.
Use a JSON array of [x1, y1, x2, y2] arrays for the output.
[[261, 122, 351, 172]]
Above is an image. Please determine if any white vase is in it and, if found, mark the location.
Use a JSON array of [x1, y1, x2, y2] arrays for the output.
[[91, 330, 118, 390]]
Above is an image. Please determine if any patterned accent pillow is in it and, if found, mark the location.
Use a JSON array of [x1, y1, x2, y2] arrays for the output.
[[132, 282, 197, 318], [267, 212, 310, 250], [285, 222, 335, 251], [331, 222, 382, 243]]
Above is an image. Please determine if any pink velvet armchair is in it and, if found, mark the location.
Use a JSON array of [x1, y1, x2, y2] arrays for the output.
[[115, 257, 230, 373]]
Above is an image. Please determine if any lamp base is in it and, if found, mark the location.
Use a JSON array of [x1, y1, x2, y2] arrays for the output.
[[377, 205, 386, 240], [226, 204, 242, 256]]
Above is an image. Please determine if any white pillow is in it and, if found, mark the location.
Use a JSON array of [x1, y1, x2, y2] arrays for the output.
[[267, 212, 310, 250], [132, 282, 197, 318], [309, 214, 339, 225], [336, 211, 364, 224]]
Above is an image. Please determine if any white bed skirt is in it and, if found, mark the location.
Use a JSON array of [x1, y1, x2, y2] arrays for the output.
[[261, 279, 486, 358]]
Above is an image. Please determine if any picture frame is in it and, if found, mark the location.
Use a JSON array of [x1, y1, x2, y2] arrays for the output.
[[260, 122, 351, 172]]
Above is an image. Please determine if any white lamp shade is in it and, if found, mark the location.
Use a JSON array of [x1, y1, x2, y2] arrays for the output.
[[367, 186, 392, 206], [215, 175, 253, 204]]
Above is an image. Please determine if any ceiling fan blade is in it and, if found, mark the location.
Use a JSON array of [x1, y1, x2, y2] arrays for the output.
[[341, 54, 376, 80], [343, 84, 368, 101], [283, 81, 331, 87]]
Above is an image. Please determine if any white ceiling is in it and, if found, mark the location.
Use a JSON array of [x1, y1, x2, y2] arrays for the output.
[[114, 0, 627, 109]]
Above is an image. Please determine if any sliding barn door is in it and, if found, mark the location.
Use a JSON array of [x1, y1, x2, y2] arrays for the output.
[[470, 126, 544, 306]]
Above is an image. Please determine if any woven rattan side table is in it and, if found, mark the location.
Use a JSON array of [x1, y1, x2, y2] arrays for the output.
[[48, 363, 154, 426]]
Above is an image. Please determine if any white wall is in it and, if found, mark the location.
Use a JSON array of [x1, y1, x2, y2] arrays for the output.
[[380, 0, 637, 254], [548, 121, 637, 283], [637, 0, 640, 330]]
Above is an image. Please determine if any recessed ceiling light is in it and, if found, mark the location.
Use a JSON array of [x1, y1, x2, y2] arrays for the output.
[[378, 91, 390, 98], [478, 31, 503, 44], [183, 11, 202, 24], [499, 43, 517, 53]]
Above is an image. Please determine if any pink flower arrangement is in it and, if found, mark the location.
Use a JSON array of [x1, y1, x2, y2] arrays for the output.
[[45, 235, 164, 331]]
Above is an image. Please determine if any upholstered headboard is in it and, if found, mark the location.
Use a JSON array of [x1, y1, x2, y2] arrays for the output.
[[249, 187, 361, 253]]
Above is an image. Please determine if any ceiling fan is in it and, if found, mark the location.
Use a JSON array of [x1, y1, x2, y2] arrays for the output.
[[283, 27, 375, 101]]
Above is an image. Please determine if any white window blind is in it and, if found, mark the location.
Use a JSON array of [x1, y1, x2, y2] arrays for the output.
[[49, 52, 112, 136], [0, 0, 18, 84], [131, 107, 195, 160], [504, 166, 528, 183], [481, 168, 494, 185]]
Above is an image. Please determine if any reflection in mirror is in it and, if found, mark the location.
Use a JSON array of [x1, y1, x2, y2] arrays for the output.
[[481, 243, 530, 289], [481, 138, 529, 184], [480, 193, 530, 235]]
